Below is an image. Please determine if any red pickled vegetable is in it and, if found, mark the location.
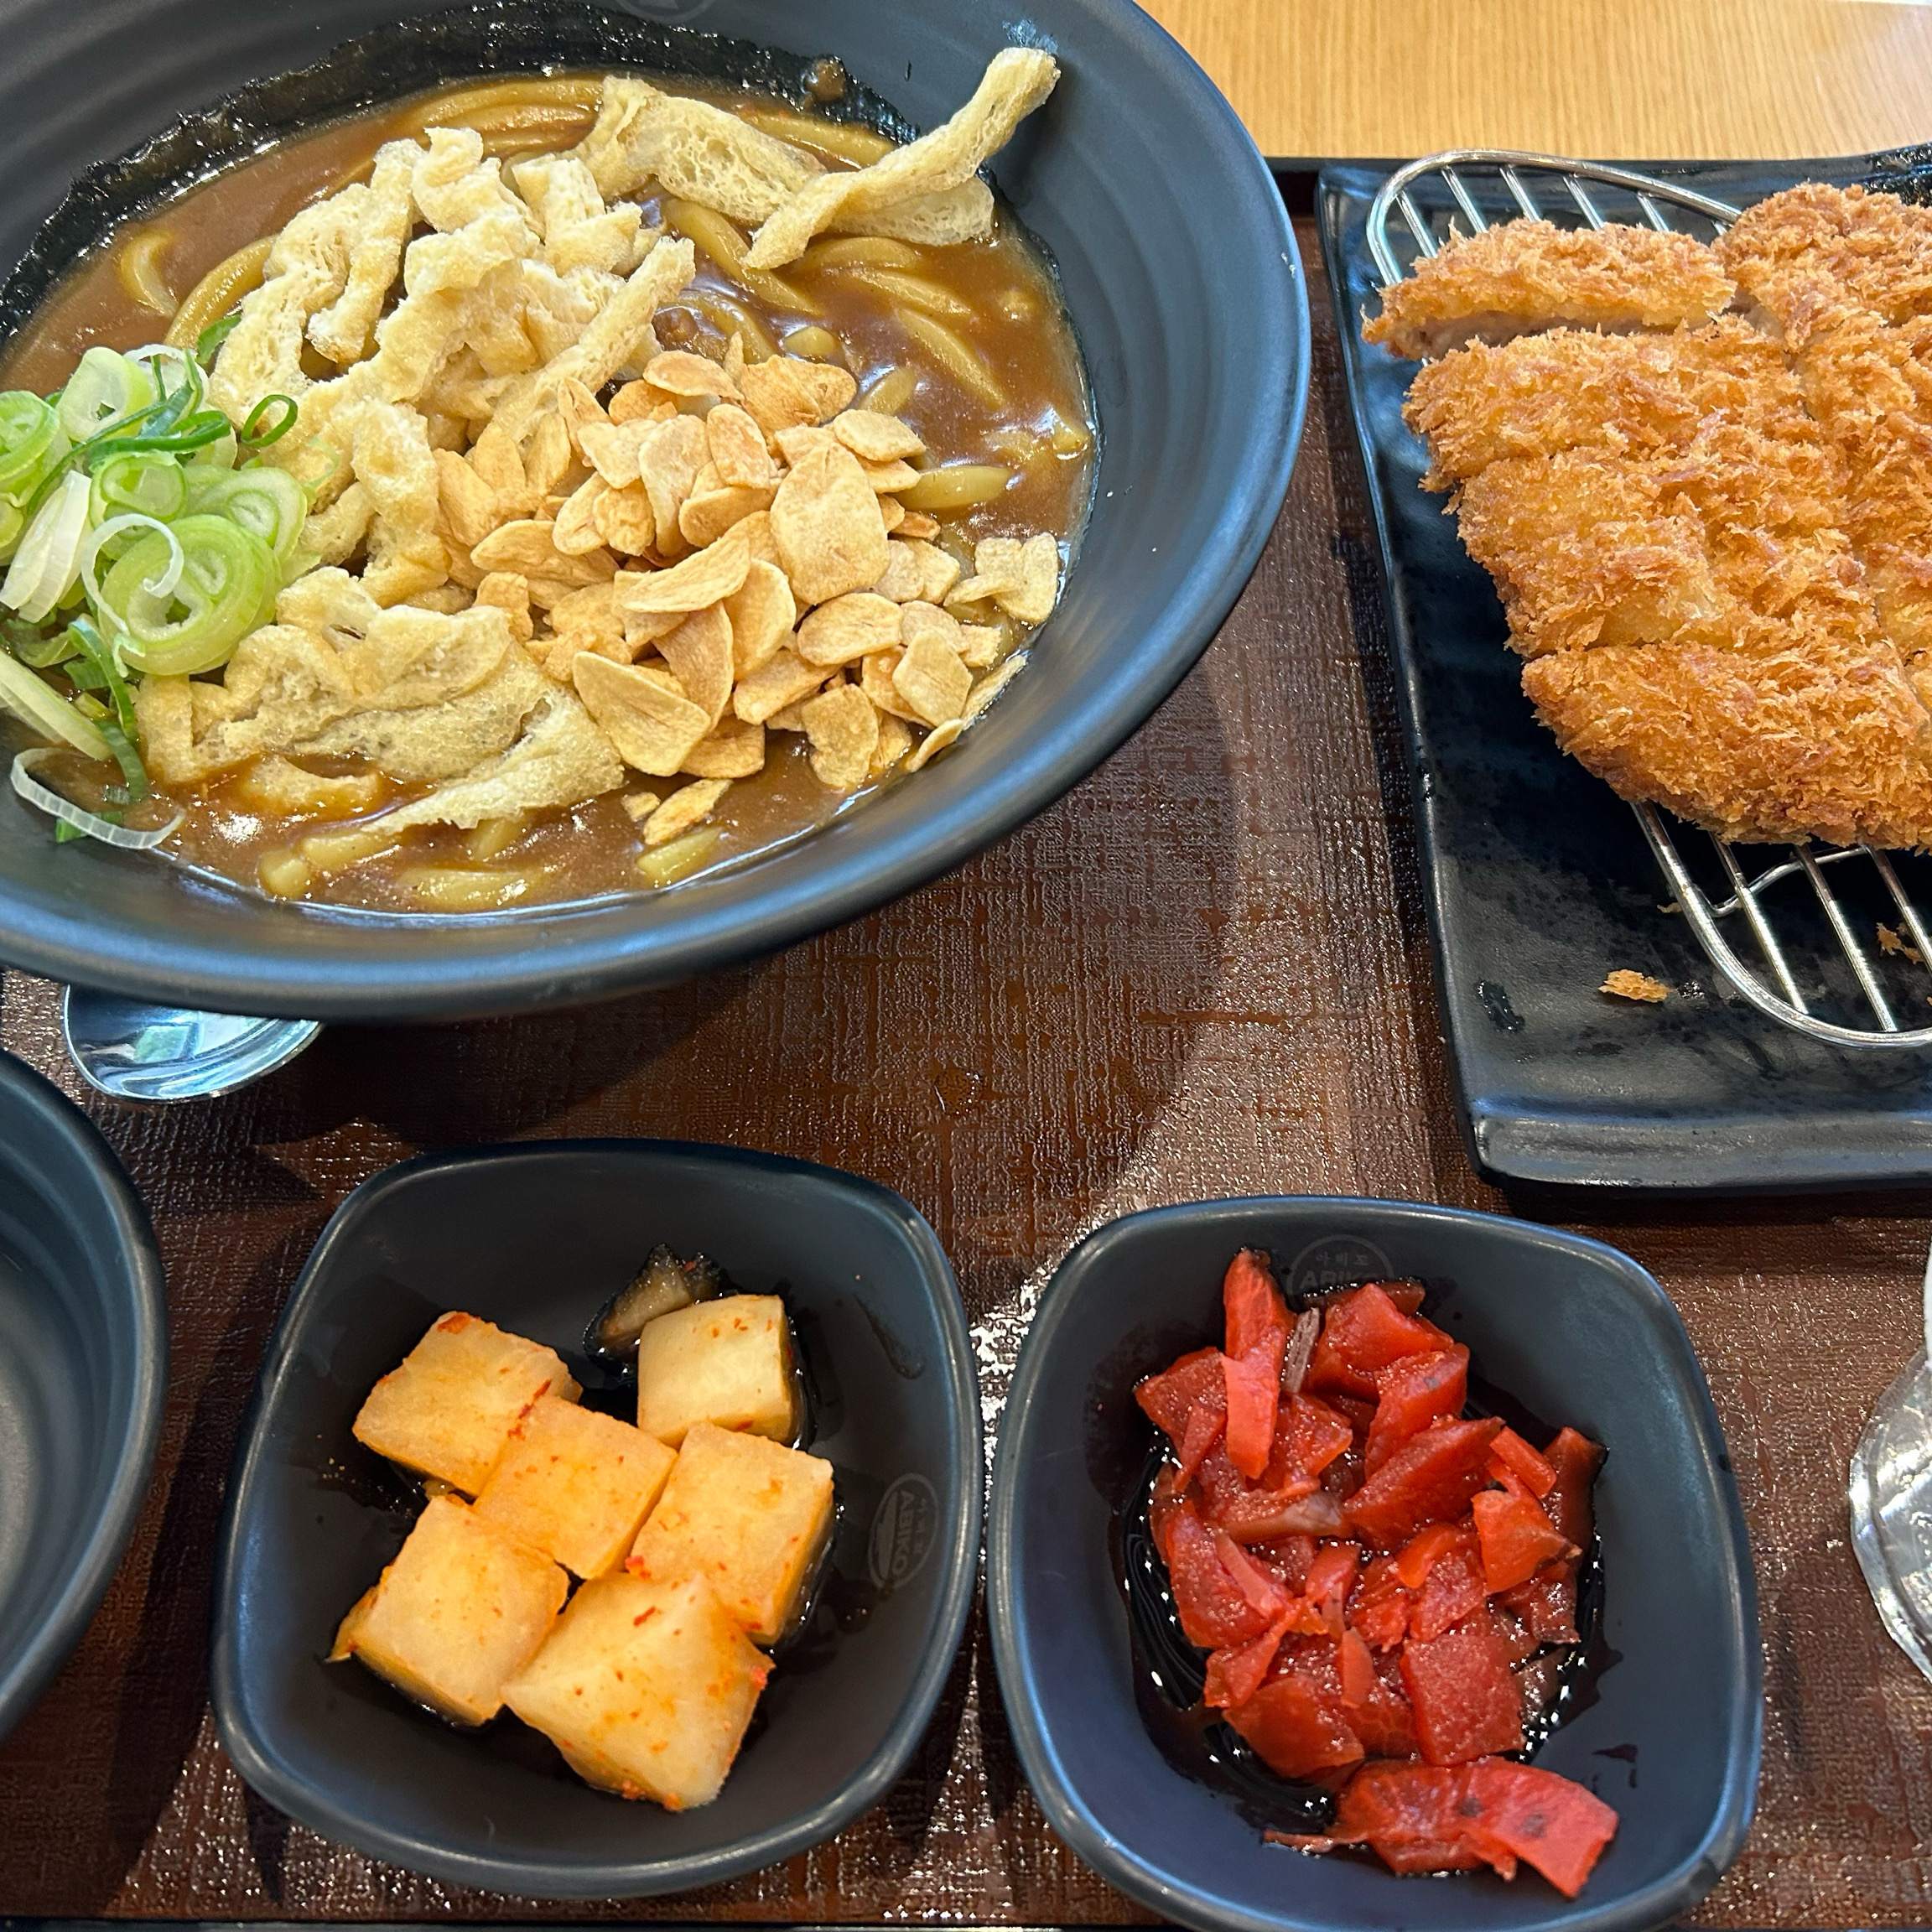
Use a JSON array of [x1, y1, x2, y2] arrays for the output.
[[1392, 1519, 1466, 1590], [1401, 1613, 1525, 1764], [1460, 1759, 1620, 1897], [1412, 1526, 1488, 1642], [1306, 1283, 1455, 1399], [1270, 1391, 1355, 1488], [1543, 1427, 1606, 1546], [1204, 1615, 1292, 1708], [1346, 1552, 1412, 1650], [1176, 1400, 1224, 1484], [1327, 1761, 1489, 1873], [1343, 1416, 1504, 1547], [1224, 1671, 1364, 1783], [1489, 1424, 1557, 1496], [1163, 1494, 1273, 1648], [1135, 1348, 1225, 1444], [1139, 1251, 1613, 1900], [1473, 1487, 1574, 1592], [1223, 1251, 1291, 1478], [1364, 1346, 1469, 1473]]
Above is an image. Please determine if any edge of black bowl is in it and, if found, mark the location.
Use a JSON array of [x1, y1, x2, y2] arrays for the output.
[[210, 1137, 983, 1898], [985, 1194, 1763, 1932], [0, 1049, 168, 1743], [0, 0, 1308, 1022]]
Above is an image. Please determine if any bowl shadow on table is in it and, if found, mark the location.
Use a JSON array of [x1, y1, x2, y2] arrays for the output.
[[29, 669, 1241, 1911]]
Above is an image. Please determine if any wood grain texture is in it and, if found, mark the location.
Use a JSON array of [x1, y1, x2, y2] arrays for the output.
[[1146, 0, 1932, 162], [3, 218, 1932, 1924]]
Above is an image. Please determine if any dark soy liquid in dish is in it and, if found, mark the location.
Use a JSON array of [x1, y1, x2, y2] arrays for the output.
[[1112, 1291, 1613, 1848], [0, 77, 1096, 913]]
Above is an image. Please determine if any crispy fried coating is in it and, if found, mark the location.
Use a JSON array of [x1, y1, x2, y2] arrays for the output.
[[1403, 319, 1794, 486], [1366, 218, 1735, 360], [1718, 182, 1932, 337], [1391, 199, 1932, 848], [1522, 611, 1932, 849]]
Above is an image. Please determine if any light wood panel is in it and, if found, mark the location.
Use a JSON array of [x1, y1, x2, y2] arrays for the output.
[[1145, 0, 1932, 162]]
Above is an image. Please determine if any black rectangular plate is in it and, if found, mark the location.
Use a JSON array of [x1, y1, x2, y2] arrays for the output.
[[1320, 155, 1932, 1194]]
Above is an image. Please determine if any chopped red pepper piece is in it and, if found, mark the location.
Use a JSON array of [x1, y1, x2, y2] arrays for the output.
[[1343, 1416, 1504, 1548], [1306, 1283, 1456, 1399], [1364, 1346, 1469, 1474], [1473, 1487, 1574, 1592], [1222, 1252, 1291, 1478], [1401, 1613, 1526, 1765]]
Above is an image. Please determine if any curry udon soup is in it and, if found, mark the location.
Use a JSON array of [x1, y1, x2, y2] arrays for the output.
[[0, 56, 1093, 912]]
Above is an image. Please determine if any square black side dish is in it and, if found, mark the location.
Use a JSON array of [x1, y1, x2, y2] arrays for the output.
[[211, 1140, 980, 1898], [1322, 158, 1932, 1193]]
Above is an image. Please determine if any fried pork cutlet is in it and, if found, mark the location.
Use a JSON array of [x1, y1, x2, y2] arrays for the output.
[[1522, 614, 1932, 850], [1401, 318, 1793, 486], [1372, 197, 1932, 847], [1718, 181, 1932, 335], [1363, 218, 1735, 360]]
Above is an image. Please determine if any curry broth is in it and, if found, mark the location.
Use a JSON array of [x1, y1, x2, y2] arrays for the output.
[[0, 74, 1094, 913]]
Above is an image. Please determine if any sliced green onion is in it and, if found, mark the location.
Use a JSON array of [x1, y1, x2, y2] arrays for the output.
[[62, 614, 139, 744], [91, 450, 186, 524], [184, 464, 308, 566], [0, 501, 23, 562], [55, 347, 157, 446], [195, 312, 242, 366], [190, 427, 237, 470], [96, 719, 148, 802], [7, 622, 75, 669], [82, 512, 184, 620], [239, 393, 297, 448], [0, 392, 67, 502], [13, 748, 180, 848], [0, 648, 112, 760], [3, 471, 92, 622], [106, 513, 274, 676]]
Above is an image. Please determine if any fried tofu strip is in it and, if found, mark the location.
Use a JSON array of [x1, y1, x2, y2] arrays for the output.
[[1366, 218, 1735, 361]]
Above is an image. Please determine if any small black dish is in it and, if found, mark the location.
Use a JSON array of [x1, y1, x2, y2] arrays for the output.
[[211, 1140, 979, 1898], [987, 1196, 1760, 1932], [1322, 155, 1932, 1193], [0, 1048, 166, 1745]]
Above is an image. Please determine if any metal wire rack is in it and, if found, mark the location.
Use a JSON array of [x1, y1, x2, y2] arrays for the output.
[[1365, 149, 1932, 1050]]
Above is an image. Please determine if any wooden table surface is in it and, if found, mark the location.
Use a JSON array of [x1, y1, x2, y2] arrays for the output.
[[1143, 0, 1932, 164], [1, 203, 1929, 1927]]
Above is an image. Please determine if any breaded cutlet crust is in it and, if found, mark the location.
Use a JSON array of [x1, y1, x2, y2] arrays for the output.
[[1375, 195, 1932, 846], [1363, 218, 1735, 360]]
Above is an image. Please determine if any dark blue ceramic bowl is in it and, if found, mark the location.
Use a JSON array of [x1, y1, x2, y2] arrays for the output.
[[0, 1049, 166, 1745], [212, 1140, 979, 1897], [0, 0, 1305, 1021], [987, 1197, 1760, 1932]]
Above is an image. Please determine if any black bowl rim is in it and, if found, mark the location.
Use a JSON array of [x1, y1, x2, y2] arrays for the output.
[[210, 1136, 984, 1897], [0, 0, 1309, 1021], [0, 1048, 168, 1742], [985, 1193, 1763, 1932]]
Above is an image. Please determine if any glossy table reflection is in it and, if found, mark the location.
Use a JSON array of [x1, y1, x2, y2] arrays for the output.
[[1, 214, 1929, 1928]]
